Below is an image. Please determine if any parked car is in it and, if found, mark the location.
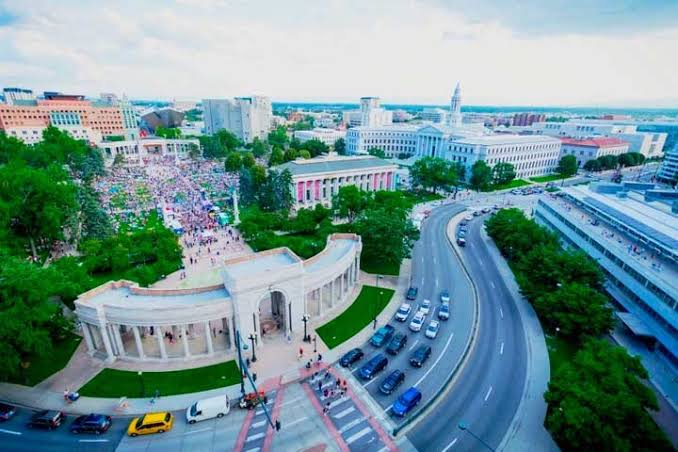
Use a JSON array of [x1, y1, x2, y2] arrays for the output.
[[459, 224, 468, 232], [438, 302, 450, 320], [0, 403, 17, 422], [464, 215, 474, 222], [386, 333, 408, 355], [410, 345, 432, 367], [339, 348, 364, 368], [457, 231, 466, 238], [472, 210, 481, 217], [419, 299, 431, 315], [186, 395, 230, 424], [406, 287, 418, 301], [482, 207, 491, 213], [409, 311, 426, 332], [457, 238, 466, 247], [394, 303, 412, 322], [28, 410, 65, 430], [425, 320, 440, 339], [358, 354, 389, 380], [127, 412, 174, 437], [70, 414, 112, 434], [439, 290, 450, 303], [379, 370, 405, 395], [391, 387, 422, 417], [370, 325, 395, 347]]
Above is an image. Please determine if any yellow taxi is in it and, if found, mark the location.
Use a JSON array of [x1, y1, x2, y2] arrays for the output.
[[127, 412, 174, 437]]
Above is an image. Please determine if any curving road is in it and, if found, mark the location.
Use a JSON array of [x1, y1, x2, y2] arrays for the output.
[[405, 203, 528, 452]]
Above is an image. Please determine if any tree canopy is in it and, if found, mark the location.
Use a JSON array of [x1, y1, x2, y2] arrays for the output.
[[557, 155, 578, 178], [410, 156, 464, 193], [368, 147, 386, 158], [491, 162, 516, 186], [155, 126, 182, 139], [334, 138, 346, 155], [470, 160, 492, 191], [332, 185, 370, 221]]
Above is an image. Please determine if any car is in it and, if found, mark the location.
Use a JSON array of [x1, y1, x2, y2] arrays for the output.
[[438, 302, 450, 320], [482, 207, 491, 213], [410, 345, 432, 367], [339, 348, 364, 368], [425, 320, 440, 339], [458, 224, 468, 232], [439, 290, 450, 303], [419, 299, 431, 315], [186, 395, 230, 424], [379, 370, 405, 395], [28, 410, 65, 430], [472, 210, 481, 216], [406, 287, 418, 301], [394, 303, 412, 322], [358, 354, 389, 380], [457, 237, 466, 247], [127, 412, 174, 437], [409, 311, 425, 332], [386, 333, 408, 355], [70, 414, 112, 434], [0, 403, 17, 422], [457, 231, 466, 238], [464, 215, 474, 222], [370, 325, 395, 347], [391, 387, 422, 417]]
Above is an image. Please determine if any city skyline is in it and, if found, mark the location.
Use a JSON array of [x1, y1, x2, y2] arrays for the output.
[[1, 0, 678, 107]]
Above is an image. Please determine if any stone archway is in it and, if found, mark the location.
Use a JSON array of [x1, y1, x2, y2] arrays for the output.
[[258, 290, 287, 341]]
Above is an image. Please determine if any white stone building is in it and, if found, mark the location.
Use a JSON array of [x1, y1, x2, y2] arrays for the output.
[[359, 97, 393, 128], [3, 124, 102, 145], [532, 120, 666, 158], [294, 128, 346, 146], [99, 137, 200, 166], [420, 107, 448, 124], [342, 110, 362, 127], [559, 137, 630, 166], [203, 96, 272, 143], [273, 154, 398, 210], [74, 233, 362, 362]]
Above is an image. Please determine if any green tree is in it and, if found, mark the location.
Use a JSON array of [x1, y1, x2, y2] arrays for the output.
[[368, 147, 386, 158], [334, 138, 346, 155], [225, 152, 243, 172], [0, 131, 25, 164], [298, 149, 311, 159], [76, 185, 113, 242], [534, 283, 613, 341], [283, 148, 298, 162], [598, 155, 619, 170], [267, 127, 289, 148], [583, 159, 601, 172], [113, 152, 125, 166], [333, 185, 370, 221], [492, 162, 516, 186], [155, 126, 182, 139], [269, 147, 285, 166], [251, 137, 267, 158], [242, 152, 256, 168], [410, 156, 462, 193], [557, 155, 578, 178], [354, 207, 419, 270], [259, 169, 293, 212], [470, 160, 492, 191], [545, 339, 672, 452], [485, 208, 558, 261], [301, 139, 329, 157]]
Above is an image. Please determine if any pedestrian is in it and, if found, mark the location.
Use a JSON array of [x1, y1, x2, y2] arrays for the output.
[[299, 347, 304, 359], [322, 405, 328, 415], [323, 388, 329, 398], [336, 377, 341, 387], [318, 380, 322, 392]]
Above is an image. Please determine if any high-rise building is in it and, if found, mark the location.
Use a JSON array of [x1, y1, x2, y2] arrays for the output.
[[449, 82, 462, 127], [3, 87, 35, 104], [658, 142, 678, 184], [203, 96, 272, 143], [359, 97, 393, 128], [512, 113, 546, 126]]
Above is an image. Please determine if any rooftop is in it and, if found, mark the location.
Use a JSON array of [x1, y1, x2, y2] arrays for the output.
[[559, 137, 628, 148], [273, 155, 396, 176], [304, 238, 356, 273], [452, 134, 560, 146], [77, 283, 230, 310], [223, 248, 301, 280]]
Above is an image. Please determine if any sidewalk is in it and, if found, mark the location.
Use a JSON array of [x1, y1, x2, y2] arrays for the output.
[[479, 226, 559, 452]]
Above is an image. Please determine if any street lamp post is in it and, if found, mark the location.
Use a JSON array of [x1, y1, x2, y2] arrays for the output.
[[137, 371, 145, 398], [374, 275, 383, 330], [235, 333, 246, 394], [458, 422, 495, 451], [248, 333, 257, 362], [302, 314, 310, 342]]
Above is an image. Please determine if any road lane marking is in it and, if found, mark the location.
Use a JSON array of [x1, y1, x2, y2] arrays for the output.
[[246, 432, 265, 442], [279, 395, 303, 408], [363, 377, 379, 388], [431, 306, 437, 318], [441, 437, 458, 452], [421, 277, 425, 286], [251, 420, 267, 428], [414, 332, 455, 388], [384, 404, 393, 413], [0, 429, 21, 435], [484, 386, 493, 402], [184, 427, 212, 435], [500, 308, 504, 319], [435, 277, 439, 287], [490, 282, 495, 289], [328, 397, 350, 409], [346, 426, 372, 444], [500, 342, 504, 355], [244, 448, 260, 452], [79, 439, 109, 442], [334, 407, 356, 419], [285, 416, 309, 428], [340, 417, 367, 433], [408, 339, 419, 351]]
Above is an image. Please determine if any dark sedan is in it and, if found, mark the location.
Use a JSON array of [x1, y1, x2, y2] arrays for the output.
[[385, 333, 408, 355], [370, 325, 395, 347], [406, 287, 418, 301], [409, 345, 432, 368], [28, 410, 65, 430], [339, 348, 364, 368], [379, 370, 405, 395], [70, 413, 112, 434], [0, 403, 17, 421]]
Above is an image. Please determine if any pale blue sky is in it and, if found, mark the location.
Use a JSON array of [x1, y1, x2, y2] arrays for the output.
[[1, 0, 676, 106]]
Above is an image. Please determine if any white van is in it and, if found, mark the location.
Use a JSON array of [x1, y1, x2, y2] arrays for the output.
[[186, 395, 230, 424]]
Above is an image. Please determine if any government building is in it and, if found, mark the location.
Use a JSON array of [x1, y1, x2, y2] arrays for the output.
[[345, 83, 561, 179]]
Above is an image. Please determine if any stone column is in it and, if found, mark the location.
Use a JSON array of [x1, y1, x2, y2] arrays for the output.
[[98, 322, 115, 362], [330, 280, 335, 308], [156, 326, 168, 360], [81, 323, 95, 353], [317, 288, 323, 316], [133, 326, 145, 359], [181, 325, 191, 357], [205, 321, 214, 355], [112, 324, 126, 358], [228, 319, 236, 351], [340, 271, 345, 297]]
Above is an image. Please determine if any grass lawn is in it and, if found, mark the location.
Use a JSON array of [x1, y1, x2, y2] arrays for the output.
[[10, 332, 82, 386], [403, 190, 444, 204], [78, 360, 241, 398], [482, 179, 532, 192], [530, 174, 564, 183], [360, 257, 400, 276], [316, 285, 395, 349], [545, 335, 578, 375]]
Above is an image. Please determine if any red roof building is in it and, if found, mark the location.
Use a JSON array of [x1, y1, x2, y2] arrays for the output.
[[559, 136, 629, 166]]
